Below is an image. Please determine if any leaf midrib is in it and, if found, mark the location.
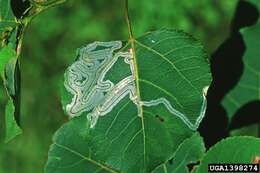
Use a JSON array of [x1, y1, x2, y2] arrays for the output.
[[128, 37, 147, 171]]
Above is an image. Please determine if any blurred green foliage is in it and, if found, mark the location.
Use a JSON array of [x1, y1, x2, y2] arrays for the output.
[[0, 0, 237, 172]]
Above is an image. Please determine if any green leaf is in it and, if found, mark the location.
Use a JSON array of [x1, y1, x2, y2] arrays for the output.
[[153, 133, 205, 173], [222, 22, 260, 120], [0, 1, 21, 142], [4, 53, 17, 96], [247, 0, 260, 12], [32, 0, 66, 7], [0, 0, 16, 21], [0, 0, 66, 144], [230, 124, 259, 137], [4, 99, 22, 143], [195, 136, 260, 173], [45, 29, 211, 173], [0, 45, 21, 142], [134, 29, 211, 129], [0, 45, 17, 97], [0, 0, 18, 46], [0, 45, 15, 78]]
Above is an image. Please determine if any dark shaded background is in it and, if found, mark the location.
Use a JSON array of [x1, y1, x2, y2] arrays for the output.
[[199, 0, 260, 148], [0, 0, 244, 172]]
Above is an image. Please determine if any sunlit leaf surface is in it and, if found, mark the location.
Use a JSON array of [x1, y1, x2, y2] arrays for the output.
[[45, 29, 211, 173], [195, 136, 260, 173], [153, 133, 205, 173]]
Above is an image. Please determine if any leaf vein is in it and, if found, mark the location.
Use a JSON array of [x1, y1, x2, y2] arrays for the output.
[[139, 78, 183, 108], [53, 143, 119, 173], [135, 40, 199, 94]]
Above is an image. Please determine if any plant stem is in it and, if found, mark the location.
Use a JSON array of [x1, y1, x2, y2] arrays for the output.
[[123, 0, 143, 117], [124, 0, 134, 40], [124, 0, 146, 164]]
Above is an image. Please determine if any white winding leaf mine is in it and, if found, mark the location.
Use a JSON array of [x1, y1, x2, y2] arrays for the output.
[[140, 96, 206, 130], [64, 41, 207, 130], [64, 41, 137, 128]]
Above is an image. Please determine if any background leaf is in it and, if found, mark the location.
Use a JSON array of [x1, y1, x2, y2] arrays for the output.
[[230, 124, 258, 137], [4, 99, 22, 143], [0, 45, 15, 77], [195, 136, 260, 173], [0, 0, 23, 143], [153, 132, 205, 173], [0, 0, 18, 46], [0, 45, 22, 142], [222, 22, 260, 120], [0, 0, 67, 143], [247, 0, 260, 11], [45, 29, 211, 173]]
